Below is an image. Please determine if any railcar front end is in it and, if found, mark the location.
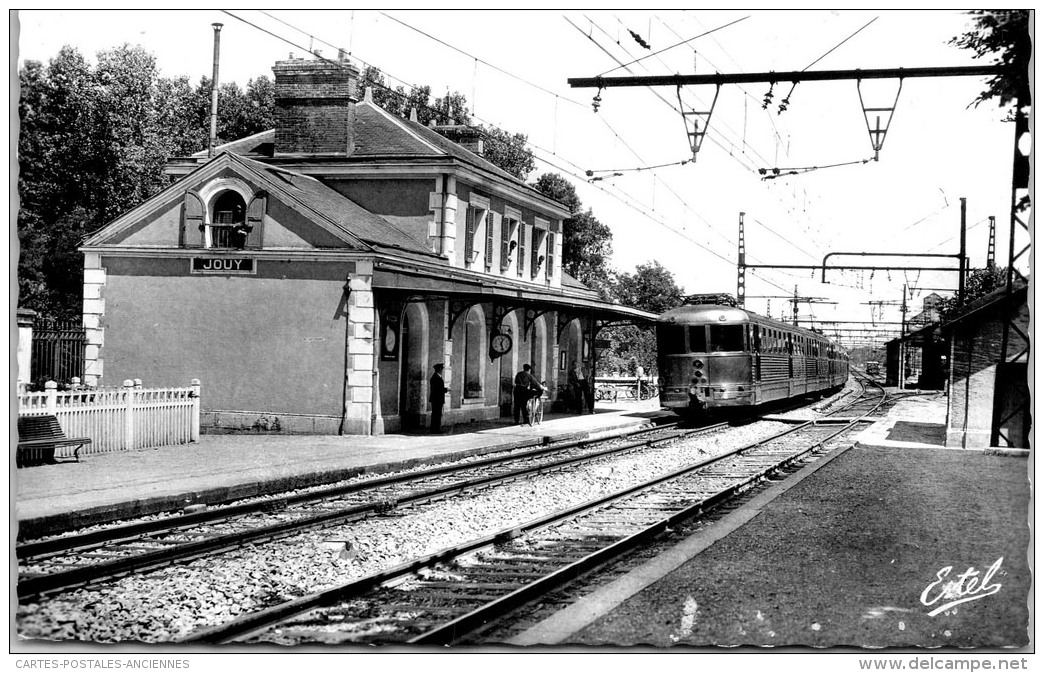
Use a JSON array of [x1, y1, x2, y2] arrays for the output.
[[656, 305, 755, 415]]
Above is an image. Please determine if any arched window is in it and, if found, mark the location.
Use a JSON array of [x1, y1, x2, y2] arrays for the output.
[[209, 191, 249, 249]]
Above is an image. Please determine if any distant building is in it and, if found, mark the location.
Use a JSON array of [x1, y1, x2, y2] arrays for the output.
[[80, 54, 655, 434], [885, 293, 947, 388]]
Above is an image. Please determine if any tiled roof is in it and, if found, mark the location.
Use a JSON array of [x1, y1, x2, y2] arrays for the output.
[[197, 102, 548, 200], [234, 155, 437, 257]]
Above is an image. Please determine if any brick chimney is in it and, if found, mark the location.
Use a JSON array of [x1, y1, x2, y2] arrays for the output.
[[272, 52, 360, 155], [432, 125, 485, 156]]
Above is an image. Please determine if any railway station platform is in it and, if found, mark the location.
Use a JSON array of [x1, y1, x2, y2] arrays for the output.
[[508, 391, 1032, 650], [14, 400, 669, 538]]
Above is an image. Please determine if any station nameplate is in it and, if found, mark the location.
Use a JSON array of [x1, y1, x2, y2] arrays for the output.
[[191, 257, 255, 274]]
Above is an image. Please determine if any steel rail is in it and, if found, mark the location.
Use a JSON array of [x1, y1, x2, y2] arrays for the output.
[[184, 413, 870, 645], [19, 420, 681, 557], [19, 421, 728, 602]]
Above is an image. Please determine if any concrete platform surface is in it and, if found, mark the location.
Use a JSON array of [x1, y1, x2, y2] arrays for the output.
[[509, 393, 1031, 649], [14, 401, 667, 537]]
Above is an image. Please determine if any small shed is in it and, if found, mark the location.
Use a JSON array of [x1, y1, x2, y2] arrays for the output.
[[941, 283, 1030, 450]]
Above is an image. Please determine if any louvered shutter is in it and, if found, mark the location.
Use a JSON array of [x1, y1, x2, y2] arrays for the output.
[[545, 231, 555, 280], [517, 221, 526, 277], [464, 206, 476, 263], [484, 211, 495, 271], [500, 217, 512, 271], [181, 191, 206, 248], [245, 192, 266, 248], [531, 231, 541, 278]]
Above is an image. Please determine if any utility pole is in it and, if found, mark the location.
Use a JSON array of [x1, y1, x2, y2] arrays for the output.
[[898, 283, 909, 391], [958, 197, 967, 303]]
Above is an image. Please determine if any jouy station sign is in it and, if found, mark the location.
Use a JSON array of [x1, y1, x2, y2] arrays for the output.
[[191, 257, 255, 274]]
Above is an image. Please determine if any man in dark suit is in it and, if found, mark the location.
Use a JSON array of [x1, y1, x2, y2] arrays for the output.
[[429, 363, 447, 433], [513, 363, 541, 425]]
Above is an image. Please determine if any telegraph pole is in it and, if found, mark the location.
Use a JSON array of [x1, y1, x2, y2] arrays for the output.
[[958, 197, 967, 303]]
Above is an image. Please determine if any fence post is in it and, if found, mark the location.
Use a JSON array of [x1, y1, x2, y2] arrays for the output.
[[190, 379, 201, 442], [45, 381, 57, 415], [123, 379, 136, 450]]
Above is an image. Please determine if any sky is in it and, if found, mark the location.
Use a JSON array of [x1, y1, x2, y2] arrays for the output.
[[13, 9, 1028, 351]]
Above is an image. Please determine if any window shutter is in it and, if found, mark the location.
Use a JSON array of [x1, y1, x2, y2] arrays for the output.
[[531, 233, 540, 278], [464, 206, 476, 263], [181, 191, 206, 248], [545, 231, 555, 280], [517, 221, 526, 277], [484, 211, 494, 271], [245, 193, 266, 248], [500, 217, 511, 271]]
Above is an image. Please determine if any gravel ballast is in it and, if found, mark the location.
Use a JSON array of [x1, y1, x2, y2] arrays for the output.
[[18, 420, 792, 644]]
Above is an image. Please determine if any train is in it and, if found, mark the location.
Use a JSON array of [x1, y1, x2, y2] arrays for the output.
[[655, 297, 849, 417]]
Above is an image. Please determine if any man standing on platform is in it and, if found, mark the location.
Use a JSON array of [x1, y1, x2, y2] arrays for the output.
[[429, 363, 447, 433], [568, 360, 589, 414]]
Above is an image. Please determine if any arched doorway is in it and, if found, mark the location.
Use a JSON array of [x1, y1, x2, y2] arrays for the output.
[[498, 312, 521, 417], [462, 306, 487, 401], [398, 303, 429, 430], [530, 316, 548, 385]]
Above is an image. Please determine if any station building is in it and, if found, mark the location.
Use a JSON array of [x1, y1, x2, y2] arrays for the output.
[[80, 53, 656, 434]]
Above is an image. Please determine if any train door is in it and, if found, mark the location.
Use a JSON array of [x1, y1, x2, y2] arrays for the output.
[[751, 325, 761, 382]]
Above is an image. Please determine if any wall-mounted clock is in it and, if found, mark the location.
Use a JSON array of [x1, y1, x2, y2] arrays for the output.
[[491, 332, 513, 355]]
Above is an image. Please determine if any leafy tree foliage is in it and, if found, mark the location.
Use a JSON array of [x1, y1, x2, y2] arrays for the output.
[[17, 45, 274, 320], [949, 10, 1031, 113], [599, 261, 685, 376], [362, 65, 534, 180], [479, 125, 535, 181], [937, 266, 1010, 320], [532, 173, 613, 295]]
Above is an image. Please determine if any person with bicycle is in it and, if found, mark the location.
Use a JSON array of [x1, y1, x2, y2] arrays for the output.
[[513, 364, 541, 425]]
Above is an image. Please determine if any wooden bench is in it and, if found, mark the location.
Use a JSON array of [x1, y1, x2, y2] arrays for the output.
[[17, 415, 90, 468]]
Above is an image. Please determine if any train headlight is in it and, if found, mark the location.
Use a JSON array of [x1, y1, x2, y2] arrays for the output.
[[692, 359, 704, 369]]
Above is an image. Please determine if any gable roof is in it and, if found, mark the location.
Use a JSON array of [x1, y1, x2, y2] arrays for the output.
[[234, 155, 435, 256], [189, 101, 563, 212], [85, 152, 438, 258]]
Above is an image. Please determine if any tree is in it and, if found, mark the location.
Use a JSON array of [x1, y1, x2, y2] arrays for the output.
[[532, 173, 613, 295], [937, 266, 1009, 320], [17, 45, 277, 320], [599, 261, 685, 376], [361, 65, 535, 180], [949, 10, 1031, 114], [479, 125, 535, 181]]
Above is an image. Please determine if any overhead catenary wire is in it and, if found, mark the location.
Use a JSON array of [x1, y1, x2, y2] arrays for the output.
[[225, 9, 800, 295]]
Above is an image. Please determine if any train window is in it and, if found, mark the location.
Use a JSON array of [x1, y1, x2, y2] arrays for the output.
[[657, 326, 687, 355], [709, 325, 745, 352], [689, 326, 708, 353], [752, 325, 761, 351]]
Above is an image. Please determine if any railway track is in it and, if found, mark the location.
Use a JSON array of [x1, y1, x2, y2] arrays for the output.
[[182, 385, 885, 645], [18, 419, 729, 603]]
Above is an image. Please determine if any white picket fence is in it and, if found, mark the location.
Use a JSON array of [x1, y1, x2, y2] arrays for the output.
[[18, 379, 201, 457]]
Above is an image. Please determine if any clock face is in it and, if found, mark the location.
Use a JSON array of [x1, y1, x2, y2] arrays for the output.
[[491, 333, 512, 354]]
